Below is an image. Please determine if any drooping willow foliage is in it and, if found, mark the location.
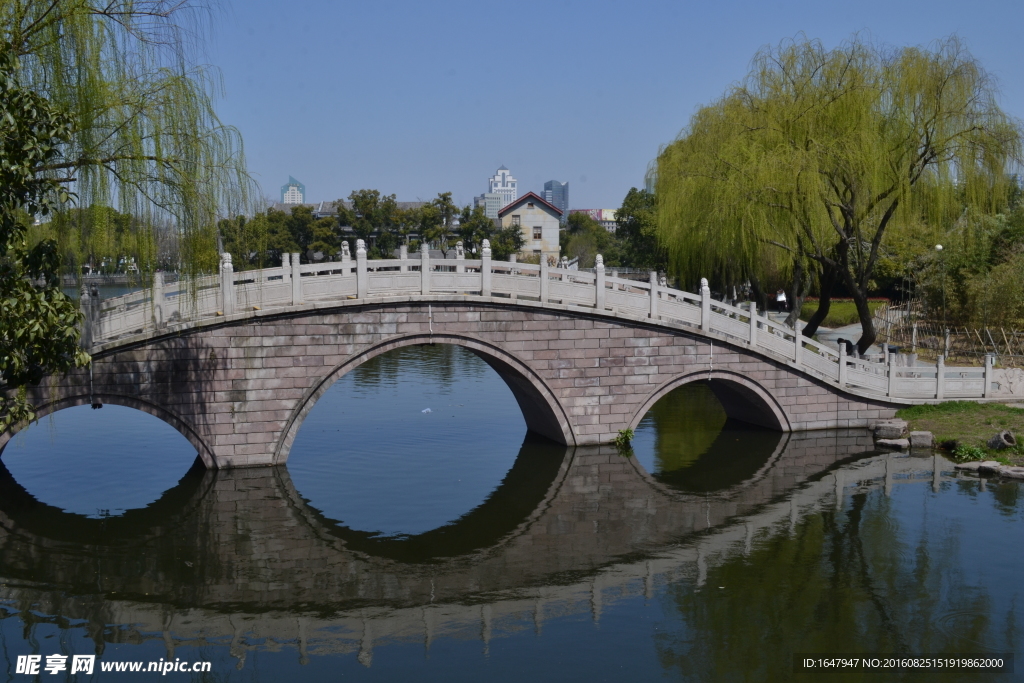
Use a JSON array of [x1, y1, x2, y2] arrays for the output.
[[655, 35, 1021, 351], [2, 0, 256, 279]]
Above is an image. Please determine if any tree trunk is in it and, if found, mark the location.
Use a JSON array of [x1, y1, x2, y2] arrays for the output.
[[800, 262, 838, 338], [852, 294, 877, 354], [749, 275, 769, 314], [784, 258, 813, 329]]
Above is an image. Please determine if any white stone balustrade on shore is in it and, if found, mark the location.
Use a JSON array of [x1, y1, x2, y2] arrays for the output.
[[79, 239, 1024, 404]]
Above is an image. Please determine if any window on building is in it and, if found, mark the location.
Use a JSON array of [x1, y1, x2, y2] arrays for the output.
[[527, 202, 534, 208], [511, 215, 521, 226], [533, 227, 543, 240]]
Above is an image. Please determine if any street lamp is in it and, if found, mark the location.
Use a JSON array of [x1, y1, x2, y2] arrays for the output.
[[935, 244, 947, 354]]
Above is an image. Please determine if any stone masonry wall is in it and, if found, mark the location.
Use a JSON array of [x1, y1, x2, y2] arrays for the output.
[[5, 300, 897, 468]]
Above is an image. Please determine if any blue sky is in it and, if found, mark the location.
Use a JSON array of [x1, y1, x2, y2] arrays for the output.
[[205, 0, 1024, 210]]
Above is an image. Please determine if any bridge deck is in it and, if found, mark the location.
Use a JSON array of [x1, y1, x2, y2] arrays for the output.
[[80, 243, 1024, 406]]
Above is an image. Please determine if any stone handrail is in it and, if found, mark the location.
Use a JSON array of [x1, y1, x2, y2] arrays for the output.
[[78, 239, 1023, 403]]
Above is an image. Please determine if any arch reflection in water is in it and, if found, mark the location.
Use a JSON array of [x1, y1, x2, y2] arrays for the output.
[[0, 404, 198, 517], [287, 344, 534, 537], [633, 382, 784, 493]]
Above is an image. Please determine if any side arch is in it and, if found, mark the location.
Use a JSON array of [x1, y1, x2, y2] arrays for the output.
[[0, 394, 217, 468], [627, 369, 793, 434], [273, 333, 576, 464]]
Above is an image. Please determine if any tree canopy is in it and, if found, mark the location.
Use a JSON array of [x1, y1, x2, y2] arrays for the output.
[[2, 0, 254, 279], [655, 36, 1021, 351]]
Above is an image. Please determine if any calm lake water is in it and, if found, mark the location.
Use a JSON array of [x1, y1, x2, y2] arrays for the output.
[[1, 345, 1020, 681]]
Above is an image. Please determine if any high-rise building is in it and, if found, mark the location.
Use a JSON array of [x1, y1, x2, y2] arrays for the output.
[[281, 176, 305, 204], [488, 166, 517, 207], [542, 180, 569, 217], [474, 192, 505, 220]]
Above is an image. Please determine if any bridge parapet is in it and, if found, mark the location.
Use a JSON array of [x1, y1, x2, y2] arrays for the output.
[[84, 243, 1024, 405]]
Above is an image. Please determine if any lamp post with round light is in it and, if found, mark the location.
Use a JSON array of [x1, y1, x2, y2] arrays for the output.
[[936, 244, 947, 353]]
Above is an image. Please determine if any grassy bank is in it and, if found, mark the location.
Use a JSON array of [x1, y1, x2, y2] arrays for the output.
[[799, 299, 886, 328], [895, 401, 1024, 465]]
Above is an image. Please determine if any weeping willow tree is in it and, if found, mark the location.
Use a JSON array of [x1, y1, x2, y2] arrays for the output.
[[656, 36, 1021, 352], [3, 0, 254, 275], [1, 0, 254, 427]]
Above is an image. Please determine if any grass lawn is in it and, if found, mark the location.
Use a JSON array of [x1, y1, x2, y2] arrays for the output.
[[799, 300, 886, 328], [895, 401, 1024, 465]]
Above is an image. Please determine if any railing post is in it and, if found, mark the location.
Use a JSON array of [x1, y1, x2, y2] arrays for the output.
[[649, 271, 659, 319], [340, 241, 351, 268], [911, 322, 917, 352], [539, 252, 549, 303], [455, 241, 465, 274], [983, 353, 993, 398], [748, 301, 758, 347], [886, 352, 895, 397], [79, 284, 95, 348], [290, 252, 302, 305], [480, 240, 491, 296], [699, 277, 710, 330], [420, 242, 431, 295], [509, 253, 517, 300], [936, 355, 945, 400], [794, 327, 801, 365], [838, 342, 847, 388], [220, 252, 235, 315], [595, 255, 605, 311], [152, 270, 164, 328], [356, 239, 368, 298], [399, 243, 408, 272]]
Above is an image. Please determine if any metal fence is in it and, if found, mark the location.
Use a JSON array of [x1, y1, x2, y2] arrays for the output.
[[873, 301, 1024, 367]]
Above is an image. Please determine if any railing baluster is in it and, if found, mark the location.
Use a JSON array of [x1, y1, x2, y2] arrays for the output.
[[399, 243, 407, 272], [699, 277, 710, 331], [421, 242, 431, 295], [220, 253, 235, 315], [748, 301, 757, 347], [595, 255, 605, 311], [936, 355, 945, 400], [480, 240, 491, 296], [356, 239, 368, 298], [649, 271, 659, 319], [539, 252, 548, 303], [290, 252, 302, 305]]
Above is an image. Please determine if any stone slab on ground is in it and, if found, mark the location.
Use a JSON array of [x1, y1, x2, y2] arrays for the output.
[[876, 438, 909, 450], [909, 431, 934, 448], [874, 420, 908, 440], [1000, 466, 1024, 479]]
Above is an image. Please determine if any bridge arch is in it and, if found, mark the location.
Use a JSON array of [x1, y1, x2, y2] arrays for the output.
[[0, 394, 217, 468], [628, 369, 792, 435], [273, 333, 576, 464]]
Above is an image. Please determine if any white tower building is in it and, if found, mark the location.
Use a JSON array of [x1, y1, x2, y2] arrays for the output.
[[488, 166, 518, 208]]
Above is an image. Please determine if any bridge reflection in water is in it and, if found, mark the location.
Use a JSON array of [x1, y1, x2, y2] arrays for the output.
[[3, 343, 1021, 679], [3, 424, 966, 667]]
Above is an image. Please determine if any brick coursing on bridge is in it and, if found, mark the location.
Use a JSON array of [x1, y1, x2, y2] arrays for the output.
[[3, 301, 897, 468]]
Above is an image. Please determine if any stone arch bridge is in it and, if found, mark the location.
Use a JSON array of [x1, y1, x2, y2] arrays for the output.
[[3, 242, 1021, 468]]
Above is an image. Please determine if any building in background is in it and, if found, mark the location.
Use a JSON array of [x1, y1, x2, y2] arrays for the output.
[[542, 180, 569, 217], [281, 176, 305, 204], [498, 192, 562, 263], [488, 166, 517, 206], [570, 208, 617, 232], [474, 192, 505, 220]]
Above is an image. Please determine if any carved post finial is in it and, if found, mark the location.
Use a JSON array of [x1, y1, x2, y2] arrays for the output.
[[700, 277, 709, 293], [341, 241, 351, 260], [356, 239, 366, 257], [481, 239, 491, 258], [595, 254, 604, 268]]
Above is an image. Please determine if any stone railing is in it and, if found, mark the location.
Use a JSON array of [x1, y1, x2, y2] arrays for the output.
[[79, 239, 1024, 403]]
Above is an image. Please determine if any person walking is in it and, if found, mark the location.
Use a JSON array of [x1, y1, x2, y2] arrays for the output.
[[775, 289, 788, 313]]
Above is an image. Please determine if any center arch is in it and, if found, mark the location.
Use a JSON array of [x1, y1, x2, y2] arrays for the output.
[[273, 333, 576, 464], [628, 369, 793, 434]]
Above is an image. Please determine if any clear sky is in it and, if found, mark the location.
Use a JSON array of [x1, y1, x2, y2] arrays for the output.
[[205, 0, 1024, 210]]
